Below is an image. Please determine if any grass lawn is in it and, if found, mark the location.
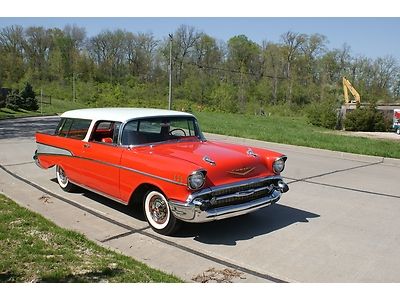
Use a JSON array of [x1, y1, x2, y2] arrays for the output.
[[195, 111, 400, 159], [1, 100, 399, 159], [0, 194, 182, 283]]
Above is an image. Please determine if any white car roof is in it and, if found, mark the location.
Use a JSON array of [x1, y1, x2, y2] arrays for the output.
[[60, 107, 195, 123]]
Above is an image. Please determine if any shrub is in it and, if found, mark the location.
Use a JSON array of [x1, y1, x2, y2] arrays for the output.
[[0, 95, 5, 108], [344, 103, 392, 132], [20, 82, 38, 111], [5, 90, 23, 110], [306, 100, 339, 129]]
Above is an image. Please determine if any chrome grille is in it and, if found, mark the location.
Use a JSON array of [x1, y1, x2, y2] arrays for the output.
[[211, 179, 270, 197], [194, 177, 281, 209]]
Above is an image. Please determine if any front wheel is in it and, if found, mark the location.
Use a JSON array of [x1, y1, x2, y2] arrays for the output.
[[397, 128, 400, 135], [56, 165, 76, 192], [143, 190, 178, 235]]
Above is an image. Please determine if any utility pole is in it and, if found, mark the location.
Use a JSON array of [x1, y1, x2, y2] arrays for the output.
[[168, 34, 173, 110], [40, 88, 43, 115], [72, 72, 76, 101]]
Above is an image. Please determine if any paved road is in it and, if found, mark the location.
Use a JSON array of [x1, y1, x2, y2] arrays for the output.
[[1, 116, 400, 282]]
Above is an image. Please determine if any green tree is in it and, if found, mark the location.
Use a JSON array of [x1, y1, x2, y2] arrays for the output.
[[20, 82, 38, 111], [227, 35, 261, 112]]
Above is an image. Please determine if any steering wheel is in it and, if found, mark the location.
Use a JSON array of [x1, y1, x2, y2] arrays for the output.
[[169, 128, 187, 136]]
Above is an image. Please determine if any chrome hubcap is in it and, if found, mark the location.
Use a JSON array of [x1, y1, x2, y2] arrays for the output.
[[58, 167, 68, 185], [149, 196, 168, 224]]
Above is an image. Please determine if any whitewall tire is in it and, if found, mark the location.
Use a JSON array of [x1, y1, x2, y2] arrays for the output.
[[144, 190, 178, 235], [56, 165, 76, 192]]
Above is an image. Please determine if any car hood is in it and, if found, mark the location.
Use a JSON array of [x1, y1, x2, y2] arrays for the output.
[[144, 140, 276, 186]]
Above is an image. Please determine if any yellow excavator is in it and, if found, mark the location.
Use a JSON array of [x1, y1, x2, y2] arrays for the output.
[[342, 76, 361, 104]]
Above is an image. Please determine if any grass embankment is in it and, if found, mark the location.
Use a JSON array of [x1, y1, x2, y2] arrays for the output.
[[0, 194, 182, 283], [0, 98, 86, 119], [196, 111, 400, 159]]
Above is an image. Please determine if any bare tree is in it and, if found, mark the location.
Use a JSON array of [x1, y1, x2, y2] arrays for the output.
[[0, 25, 24, 54], [88, 30, 126, 82], [125, 32, 158, 81], [172, 25, 202, 84], [262, 42, 285, 104], [281, 31, 306, 103], [374, 55, 398, 90], [23, 26, 53, 79]]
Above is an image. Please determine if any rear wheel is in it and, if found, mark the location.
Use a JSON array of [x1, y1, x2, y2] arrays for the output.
[[56, 165, 76, 192], [143, 190, 178, 235]]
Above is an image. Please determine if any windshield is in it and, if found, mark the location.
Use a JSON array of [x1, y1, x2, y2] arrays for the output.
[[121, 116, 205, 146]]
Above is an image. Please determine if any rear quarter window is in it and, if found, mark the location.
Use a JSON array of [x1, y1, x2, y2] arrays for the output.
[[57, 118, 92, 140]]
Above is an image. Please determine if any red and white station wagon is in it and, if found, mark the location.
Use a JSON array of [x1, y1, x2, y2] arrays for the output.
[[34, 108, 289, 235]]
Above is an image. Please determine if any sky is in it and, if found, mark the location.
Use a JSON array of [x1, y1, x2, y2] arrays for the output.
[[0, 17, 399, 61]]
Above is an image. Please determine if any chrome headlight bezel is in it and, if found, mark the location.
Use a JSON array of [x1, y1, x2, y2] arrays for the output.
[[187, 170, 206, 190], [272, 156, 287, 174]]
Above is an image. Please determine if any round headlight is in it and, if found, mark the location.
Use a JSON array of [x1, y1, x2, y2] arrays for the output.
[[188, 171, 205, 190], [273, 157, 286, 174]]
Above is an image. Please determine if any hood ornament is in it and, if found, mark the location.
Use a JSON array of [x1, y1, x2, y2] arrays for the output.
[[203, 155, 216, 166], [247, 148, 258, 157]]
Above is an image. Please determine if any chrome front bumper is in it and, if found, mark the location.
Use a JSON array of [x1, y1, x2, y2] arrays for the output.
[[169, 176, 288, 223]]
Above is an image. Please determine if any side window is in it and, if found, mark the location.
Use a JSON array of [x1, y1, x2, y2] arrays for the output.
[[58, 118, 73, 137], [90, 120, 121, 144], [121, 121, 139, 145], [67, 119, 92, 140], [113, 122, 122, 143], [54, 118, 66, 135], [169, 119, 192, 136]]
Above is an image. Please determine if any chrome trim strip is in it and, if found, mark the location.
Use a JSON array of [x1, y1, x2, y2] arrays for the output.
[[35, 143, 186, 187], [118, 164, 187, 186]]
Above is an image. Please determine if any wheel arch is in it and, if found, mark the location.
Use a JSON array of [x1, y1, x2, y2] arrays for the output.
[[128, 182, 164, 207]]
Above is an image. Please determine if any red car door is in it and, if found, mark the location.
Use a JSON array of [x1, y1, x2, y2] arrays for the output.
[[78, 121, 123, 200]]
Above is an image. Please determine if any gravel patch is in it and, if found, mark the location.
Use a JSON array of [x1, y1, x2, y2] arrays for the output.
[[333, 131, 400, 141]]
